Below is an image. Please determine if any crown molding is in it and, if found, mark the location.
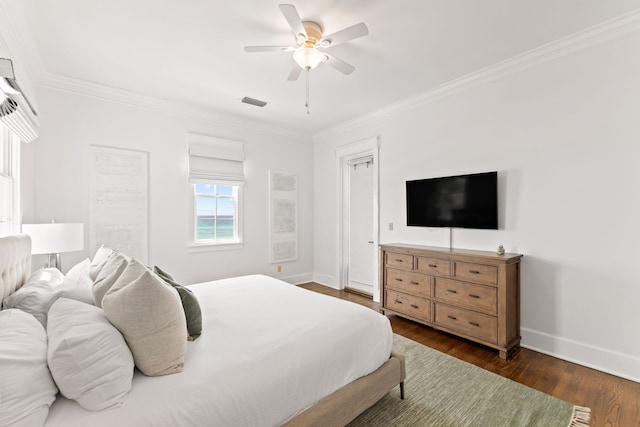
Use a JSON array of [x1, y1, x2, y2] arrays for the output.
[[3, 2, 639, 143], [314, 8, 640, 141], [37, 71, 312, 142], [0, 2, 310, 142]]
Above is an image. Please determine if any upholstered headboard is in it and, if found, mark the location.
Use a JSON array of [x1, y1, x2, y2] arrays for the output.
[[0, 234, 32, 304]]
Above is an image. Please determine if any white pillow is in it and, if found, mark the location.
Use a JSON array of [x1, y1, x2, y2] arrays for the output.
[[0, 309, 58, 426], [92, 251, 128, 307], [103, 264, 187, 376], [89, 245, 113, 280], [2, 268, 64, 327], [47, 298, 135, 411], [47, 258, 94, 310]]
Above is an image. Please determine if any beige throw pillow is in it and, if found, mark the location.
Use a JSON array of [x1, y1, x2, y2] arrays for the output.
[[102, 268, 187, 376], [92, 252, 127, 307], [110, 258, 148, 292]]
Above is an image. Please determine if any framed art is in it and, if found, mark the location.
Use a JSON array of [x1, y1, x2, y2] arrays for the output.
[[269, 170, 297, 263], [89, 146, 148, 263]]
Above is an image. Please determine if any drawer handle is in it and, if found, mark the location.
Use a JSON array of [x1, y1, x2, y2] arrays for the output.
[[395, 259, 404, 263], [469, 294, 480, 299], [410, 304, 419, 309], [469, 270, 480, 274], [410, 281, 419, 285], [395, 278, 403, 282], [447, 289, 458, 294], [394, 299, 403, 304], [428, 264, 438, 268], [469, 322, 480, 327], [447, 315, 457, 320]]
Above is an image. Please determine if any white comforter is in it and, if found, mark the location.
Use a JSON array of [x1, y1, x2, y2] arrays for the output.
[[45, 275, 393, 427]]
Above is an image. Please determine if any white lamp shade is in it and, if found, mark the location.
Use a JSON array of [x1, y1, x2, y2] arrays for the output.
[[22, 223, 84, 254]]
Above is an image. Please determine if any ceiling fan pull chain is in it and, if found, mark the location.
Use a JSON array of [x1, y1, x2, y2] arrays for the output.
[[305, 67, 310, 115]]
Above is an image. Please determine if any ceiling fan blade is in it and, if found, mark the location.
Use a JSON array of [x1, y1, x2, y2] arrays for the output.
[[320, 22, 369, 47], [287, 65, 302, 81], [279, 4, 307, 41], [244, 45, 294, 53], [323, 52, 355, 75]]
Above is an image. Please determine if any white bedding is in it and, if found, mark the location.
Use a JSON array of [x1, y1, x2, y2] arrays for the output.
[[44, 274, 393, 427]]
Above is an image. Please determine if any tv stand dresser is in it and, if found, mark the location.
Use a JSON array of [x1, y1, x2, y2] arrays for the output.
[[379, 243, 522, 359]]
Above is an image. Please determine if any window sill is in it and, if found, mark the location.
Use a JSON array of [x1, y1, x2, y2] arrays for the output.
[[187, 241, 244, 253]]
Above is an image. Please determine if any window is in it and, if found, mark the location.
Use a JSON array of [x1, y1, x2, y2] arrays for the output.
[[187, 133, 244, 250], [0, 122, 19, 237], [193, 183, 240, 243]]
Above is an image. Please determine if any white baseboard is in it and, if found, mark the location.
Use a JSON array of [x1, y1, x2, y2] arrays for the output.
[[311, 272, 339, 289], [521, 327, 640, 383], [280, 273, 314, 285]]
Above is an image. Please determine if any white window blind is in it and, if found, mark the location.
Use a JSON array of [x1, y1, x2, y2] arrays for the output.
[[188, 134, 244, 182], [0, 59, 39, 143]]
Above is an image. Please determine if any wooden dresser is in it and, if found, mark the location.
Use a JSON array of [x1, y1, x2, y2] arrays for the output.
[[380, 243, 522, 359]]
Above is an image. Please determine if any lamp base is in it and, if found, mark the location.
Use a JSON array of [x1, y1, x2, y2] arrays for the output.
[[45, 253, 61, 270]]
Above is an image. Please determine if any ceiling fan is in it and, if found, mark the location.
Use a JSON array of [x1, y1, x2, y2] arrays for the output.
[[244, 4, 369, 82]]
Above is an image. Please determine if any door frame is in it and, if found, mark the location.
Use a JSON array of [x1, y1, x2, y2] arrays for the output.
[[335, 136, 380, 302]]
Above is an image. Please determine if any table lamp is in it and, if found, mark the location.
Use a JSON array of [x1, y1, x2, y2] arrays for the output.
[[21, 222, 84, 270]]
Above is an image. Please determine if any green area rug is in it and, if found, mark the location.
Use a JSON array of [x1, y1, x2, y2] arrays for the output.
[[348, 334, 590, 427]]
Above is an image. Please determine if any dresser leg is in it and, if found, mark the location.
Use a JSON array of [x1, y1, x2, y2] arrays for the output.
[[499, 350, 508, 359]]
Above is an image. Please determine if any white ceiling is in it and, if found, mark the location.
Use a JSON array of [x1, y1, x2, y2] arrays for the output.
[[6, 0, 640, 135]]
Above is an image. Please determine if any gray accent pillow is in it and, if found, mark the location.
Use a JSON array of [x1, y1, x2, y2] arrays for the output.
[[102, 263, 187, 377], [153, 266, 202, 341]]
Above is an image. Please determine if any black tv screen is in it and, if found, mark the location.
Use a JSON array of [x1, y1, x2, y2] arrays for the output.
[[406, 171, 498, 229]]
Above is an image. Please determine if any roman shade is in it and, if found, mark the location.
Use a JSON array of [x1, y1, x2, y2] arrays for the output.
[[188, 133, 244, 182], [0, 58, 38, 143]]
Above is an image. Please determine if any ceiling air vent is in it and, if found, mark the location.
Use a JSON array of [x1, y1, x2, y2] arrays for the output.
[[241, 96, 267, 108]]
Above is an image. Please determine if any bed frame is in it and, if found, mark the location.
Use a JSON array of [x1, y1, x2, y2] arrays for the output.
[[0, 234, 405, 426]]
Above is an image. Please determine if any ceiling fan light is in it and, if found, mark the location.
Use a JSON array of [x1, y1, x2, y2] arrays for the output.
[[293, 47, 325, 70]]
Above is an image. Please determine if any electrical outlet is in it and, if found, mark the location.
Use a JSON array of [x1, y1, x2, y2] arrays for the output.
[[388, 222, 394, 231], [277, 265, 282, 273]]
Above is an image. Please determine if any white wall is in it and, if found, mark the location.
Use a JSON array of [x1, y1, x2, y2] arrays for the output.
[[25, 86, 313, 284], [313, 32, 640, 380]]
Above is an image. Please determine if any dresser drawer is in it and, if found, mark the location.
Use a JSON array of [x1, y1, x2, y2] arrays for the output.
[[385, 253, 414, 270], [434, 278, 497, 314], [386, 268, 430, 298], [453, 261, 497, 286], [416, 257, 451, 277], [434, 304, 497, 344], [385, 290, 430, 321]]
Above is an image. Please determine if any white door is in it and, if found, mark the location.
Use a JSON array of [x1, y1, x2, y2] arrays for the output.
[[347, 160, 374, 295]]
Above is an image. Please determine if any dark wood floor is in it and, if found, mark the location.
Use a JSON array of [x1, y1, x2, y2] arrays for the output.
[[300, 283, 640, 427]]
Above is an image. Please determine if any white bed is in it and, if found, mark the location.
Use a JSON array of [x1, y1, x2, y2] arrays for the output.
[[0, 235, 405, 427]]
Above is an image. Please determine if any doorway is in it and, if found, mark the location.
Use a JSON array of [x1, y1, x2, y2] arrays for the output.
[[346, 156, 374, 296], [336, 137, 380, 302]]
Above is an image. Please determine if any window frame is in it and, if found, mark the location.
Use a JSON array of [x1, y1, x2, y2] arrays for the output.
[[0, 123, 20, 237], [188, 179, 244, 252]]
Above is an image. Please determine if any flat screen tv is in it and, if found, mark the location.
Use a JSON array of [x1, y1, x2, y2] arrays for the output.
[[406, 171, 498, 229]]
